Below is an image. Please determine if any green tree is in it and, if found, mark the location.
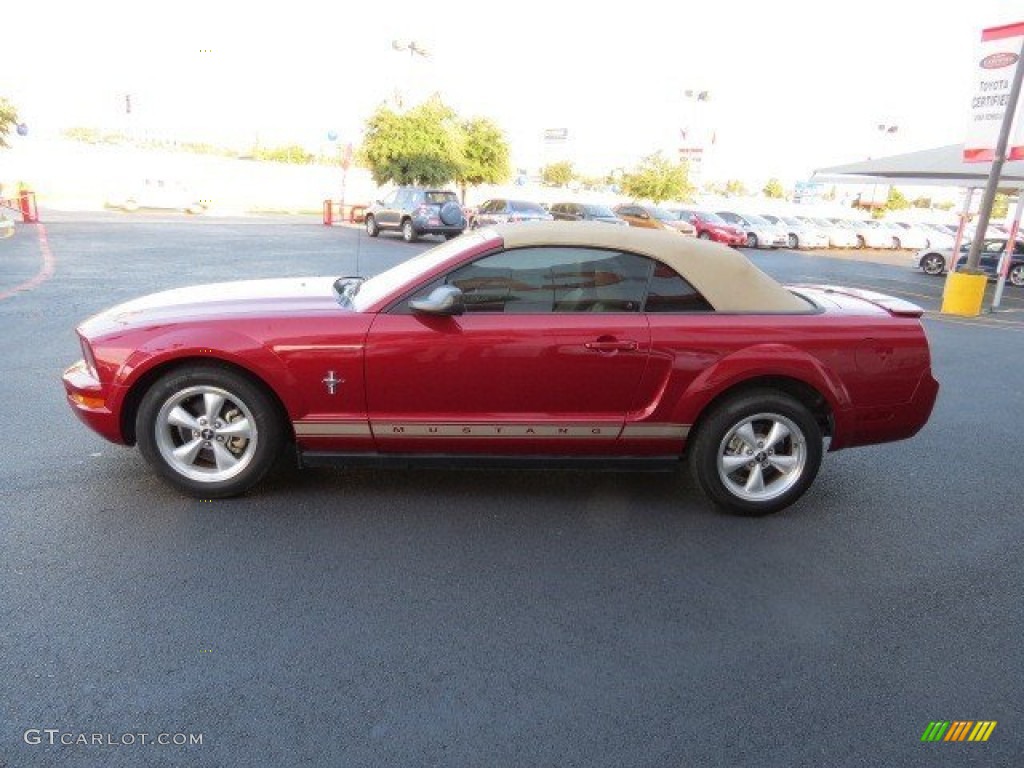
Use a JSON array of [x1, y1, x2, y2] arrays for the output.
[[992, 193, 1010, 219], [255, 144, 314, 164], [885, 187, 909, 211], [0, 98, 19, 148], [454, 117, 511, 202], [762, 178, 785, 199], [724, 179, 748, 198], [541, 161, 575, 187], [359, 97, 462, 187], [911, 196, 933, 209], [620, 153, 692, 203]]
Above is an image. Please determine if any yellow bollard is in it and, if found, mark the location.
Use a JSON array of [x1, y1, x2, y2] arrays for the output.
[[940, 272, 988, 317]]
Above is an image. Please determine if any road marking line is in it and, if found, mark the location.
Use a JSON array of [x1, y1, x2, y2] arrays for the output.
[[0, 223, 55, 301]]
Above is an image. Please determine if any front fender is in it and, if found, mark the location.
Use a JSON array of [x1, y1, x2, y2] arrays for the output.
[[110, 327, 306, 420], [669, 343, 854, 446]]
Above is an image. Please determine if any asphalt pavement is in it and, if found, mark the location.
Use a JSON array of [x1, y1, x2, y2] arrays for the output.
[[1, 211, 1021, 767]]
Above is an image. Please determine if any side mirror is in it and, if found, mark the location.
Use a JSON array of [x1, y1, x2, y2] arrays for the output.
[[410, 285, 465, 316]]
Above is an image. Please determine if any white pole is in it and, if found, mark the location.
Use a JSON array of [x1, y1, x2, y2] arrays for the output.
[[991, 192, 1024, 310], [947, 188, 976, 274]]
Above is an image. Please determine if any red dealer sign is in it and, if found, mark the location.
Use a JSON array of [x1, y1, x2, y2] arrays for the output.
[[964, 21, 1024, 162]]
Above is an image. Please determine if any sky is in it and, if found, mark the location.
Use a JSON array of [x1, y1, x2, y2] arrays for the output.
[[3, 0, 1022, 186]]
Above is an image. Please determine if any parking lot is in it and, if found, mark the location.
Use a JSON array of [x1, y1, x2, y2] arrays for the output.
[[2, 211, 1022, 767]]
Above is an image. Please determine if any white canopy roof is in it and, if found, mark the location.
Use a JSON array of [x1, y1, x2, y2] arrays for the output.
[[812, 144, 1024, 190]]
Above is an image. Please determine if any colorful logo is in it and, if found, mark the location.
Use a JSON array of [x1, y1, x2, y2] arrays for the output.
[[981, 52, 1019, 69], [921, 721, 997, 742]]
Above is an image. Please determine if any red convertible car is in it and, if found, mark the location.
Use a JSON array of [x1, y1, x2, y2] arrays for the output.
[[63, 223, 938, 515]]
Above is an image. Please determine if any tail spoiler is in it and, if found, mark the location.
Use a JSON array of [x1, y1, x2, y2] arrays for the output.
[[796, 285, 926, 318]]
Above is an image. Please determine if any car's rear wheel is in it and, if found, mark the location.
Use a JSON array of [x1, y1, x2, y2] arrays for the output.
[[698, 231, 712, 240], [1010, 263, 1024, 287], [893, 237, 902, 249], [746, 233, 758, 248], [689, 389, 823, 516], [136, 366, 284, 498], [401, 218, 417, 243], [365, 215, 379, 237], [856, 235, 865, 249], [788, 234, 798, 249], [920, 253, 945, 275]]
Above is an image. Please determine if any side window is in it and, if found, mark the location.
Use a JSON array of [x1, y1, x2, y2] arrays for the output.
[[1015, 241, 1024, 256], [982, 239, 1005, 253], [381, 190, 399, 206], [644, 263, 714, 313], [444, 247, 652, 314]]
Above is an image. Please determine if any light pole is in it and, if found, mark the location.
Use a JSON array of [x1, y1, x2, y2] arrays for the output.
[[390, 40, 429, 109], [868, 123, 898, 211], [680, 89, 712, 186]]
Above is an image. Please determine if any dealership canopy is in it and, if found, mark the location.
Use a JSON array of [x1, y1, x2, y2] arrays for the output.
[[812, 144, 1024, 190]]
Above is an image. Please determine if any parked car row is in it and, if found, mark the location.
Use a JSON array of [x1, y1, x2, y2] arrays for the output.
[[362, 186, 959, 252]]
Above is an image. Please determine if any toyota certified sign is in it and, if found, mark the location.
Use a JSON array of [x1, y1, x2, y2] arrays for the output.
[[964, 21, 1024, 162]]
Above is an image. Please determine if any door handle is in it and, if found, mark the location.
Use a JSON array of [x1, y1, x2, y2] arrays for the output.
[[585, 339, 638, 352]]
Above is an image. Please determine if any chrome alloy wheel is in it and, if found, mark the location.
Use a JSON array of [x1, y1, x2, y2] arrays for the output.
[[716, 412, 807, 503], [153, 385, 258, 483]]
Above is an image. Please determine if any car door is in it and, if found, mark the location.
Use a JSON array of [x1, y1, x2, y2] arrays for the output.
[[363, 245, 652, 455], [376, 190, 401, 228], [978, 239, 1007, 275]]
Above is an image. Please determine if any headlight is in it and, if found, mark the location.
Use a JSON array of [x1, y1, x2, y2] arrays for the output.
[[79, 335, 99, 379]]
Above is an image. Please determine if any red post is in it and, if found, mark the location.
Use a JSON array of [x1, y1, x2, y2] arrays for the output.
[[18, 190, 39, 223], [322, 199, 333, 226]]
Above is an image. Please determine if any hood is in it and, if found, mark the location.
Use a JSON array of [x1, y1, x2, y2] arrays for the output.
[[79, 276, 343, 336]]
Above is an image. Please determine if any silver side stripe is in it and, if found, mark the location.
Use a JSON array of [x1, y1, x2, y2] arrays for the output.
[[294, 421, 689, 440], [373, 423, 619, 439], [294, 422, 373, 437], [620, 424, 690, 439]]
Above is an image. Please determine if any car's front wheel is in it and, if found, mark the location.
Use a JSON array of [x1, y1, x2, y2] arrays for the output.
[[689, 389, 823, 516], [136, 365, 285, 498], [698, 231, 712, 240], [788, 234, 798, 249], [746, 233, 759, 248], [1010, 263, 1024, 287], [401, 218, 418, 243], [920, 252, 945, 275], [365, 215, 379, 237]]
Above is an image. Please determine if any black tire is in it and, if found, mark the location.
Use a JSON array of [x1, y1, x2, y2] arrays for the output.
[[689, 389, 823, 516], [893, 237, 902, 250], [401, 218, 418, 243], [136, 365, 285, 498], [439, 201, 463, 226], [1010, 263, 1024, 287], [788, 234, 798, 249], [746, 233, 758, 249], [920, 253, 945, 276], [365, 215, 379, 237], [698, 231, 712, 240], [444, 233, 459, 241], [856, 235, 866, 249]]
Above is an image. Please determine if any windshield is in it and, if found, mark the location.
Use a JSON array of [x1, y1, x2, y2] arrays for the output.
[[781, 217, 804, 227], [583, 204, 617, 217], [698, 211, 727, 224], [510, 200, 546, 214], [425, 191, 458, 205], [650, 207, 676, 221], [743, 214, 770, 226], [351, 232, 488, 311]]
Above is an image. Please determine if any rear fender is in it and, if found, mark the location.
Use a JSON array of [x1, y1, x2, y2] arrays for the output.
[[670, 344, 854, 447]]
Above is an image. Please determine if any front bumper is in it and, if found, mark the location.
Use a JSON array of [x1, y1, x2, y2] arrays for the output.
[[62, 360, 125, 444]]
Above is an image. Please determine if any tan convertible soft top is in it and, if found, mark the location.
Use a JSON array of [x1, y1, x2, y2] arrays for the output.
[[492, 221, 808, 312]]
